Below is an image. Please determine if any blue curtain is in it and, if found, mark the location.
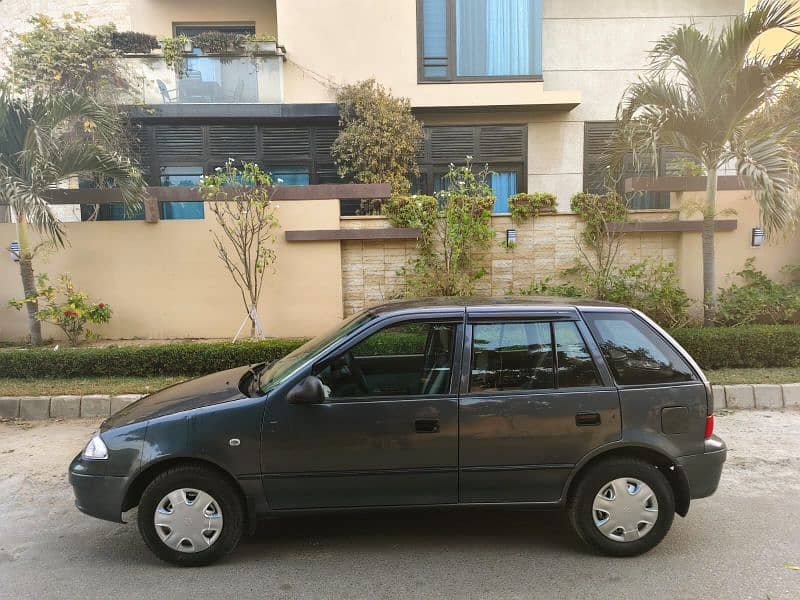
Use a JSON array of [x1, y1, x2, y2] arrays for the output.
[[457, 0, 536, 76], [491, 171, 517, 213], [423, 0, 448, 77]]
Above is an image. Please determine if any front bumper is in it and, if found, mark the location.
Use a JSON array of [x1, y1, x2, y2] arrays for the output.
[[68, 454, 127, 523], [676, 435, 727, 499]]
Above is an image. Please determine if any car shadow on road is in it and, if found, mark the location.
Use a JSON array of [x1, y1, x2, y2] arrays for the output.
[[237, 506, 588, 559]]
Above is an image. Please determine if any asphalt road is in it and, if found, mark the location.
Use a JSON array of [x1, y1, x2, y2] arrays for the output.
[[0, 410, 798, 600]]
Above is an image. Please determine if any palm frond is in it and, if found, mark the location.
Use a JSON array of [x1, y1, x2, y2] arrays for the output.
[[717, 0, 800, 70]]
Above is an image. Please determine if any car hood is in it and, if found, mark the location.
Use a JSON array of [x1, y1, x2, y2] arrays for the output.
[[101, 365, 254, 429]]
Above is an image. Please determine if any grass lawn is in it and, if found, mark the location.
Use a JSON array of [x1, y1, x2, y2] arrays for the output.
[[0, 376, 188, 396], [0, 367, 799, 396], [704, 367, 800, 385]]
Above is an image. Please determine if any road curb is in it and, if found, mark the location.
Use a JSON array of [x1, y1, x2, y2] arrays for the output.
[[1, 394, 143, 420], [1, 384, 799, 420]]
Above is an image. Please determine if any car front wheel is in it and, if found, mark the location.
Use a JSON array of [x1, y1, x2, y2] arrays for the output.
[[568, 458, 675, 557], [137, 465, 244, 566]]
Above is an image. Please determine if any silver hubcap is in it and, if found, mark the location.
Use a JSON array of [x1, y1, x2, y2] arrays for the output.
[[154, 488, 223, 553], [592, 477, 659, 542]]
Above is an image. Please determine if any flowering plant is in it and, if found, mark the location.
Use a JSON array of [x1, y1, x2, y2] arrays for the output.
[[8, 274, 112, 346]]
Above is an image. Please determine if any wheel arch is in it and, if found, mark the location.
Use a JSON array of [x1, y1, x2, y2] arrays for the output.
[[121, 456, 255, 527], [564, 444, 690, 517]]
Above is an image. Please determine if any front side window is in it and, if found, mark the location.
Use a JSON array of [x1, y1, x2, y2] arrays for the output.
[[584, 312, 694, 386], [315, 321, 457, 399], [419, 0, 543, 81]]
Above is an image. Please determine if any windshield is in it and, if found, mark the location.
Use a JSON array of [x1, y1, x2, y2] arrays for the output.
[[258, 310, 376, 393]]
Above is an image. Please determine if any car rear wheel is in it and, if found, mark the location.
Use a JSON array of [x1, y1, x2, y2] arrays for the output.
[[568, 458, 675, 557], [137, 465, 244, 566]]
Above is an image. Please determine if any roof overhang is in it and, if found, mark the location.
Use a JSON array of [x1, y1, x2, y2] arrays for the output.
[[127, 103, 339, 121]]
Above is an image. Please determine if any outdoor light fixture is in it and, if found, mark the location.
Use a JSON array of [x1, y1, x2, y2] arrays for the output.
[[506, 229, 517, 246], [751, 227, 765, 247], [8, 241, 19, 262]]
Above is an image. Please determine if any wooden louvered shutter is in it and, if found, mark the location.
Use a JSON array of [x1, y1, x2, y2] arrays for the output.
[[583, 121, 618, 194], [261, 127, 311, 160], [154, 125, 204, 159], [477, 126, 525, 162], [208, 125, 257, 159], [429, 127, 475, 162]]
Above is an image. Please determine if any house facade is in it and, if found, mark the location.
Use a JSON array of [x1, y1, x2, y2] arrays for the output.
[[1, 0, 798, 341]]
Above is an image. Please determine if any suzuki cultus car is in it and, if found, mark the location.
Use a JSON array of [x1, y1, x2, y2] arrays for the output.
[[69, 298, 726, 566]]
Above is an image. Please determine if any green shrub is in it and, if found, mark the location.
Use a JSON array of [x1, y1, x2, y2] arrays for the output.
[[508, 192, 557, 224], [110, 31, 158, 54], [669, 325, 800, 369], [0, 339, 306, 378], [1, 325, 798, 378], [715, 258, 800, 325], [605, 260, 691, 328]]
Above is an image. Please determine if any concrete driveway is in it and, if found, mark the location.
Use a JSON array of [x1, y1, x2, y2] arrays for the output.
[[1, 410, 798, 600]]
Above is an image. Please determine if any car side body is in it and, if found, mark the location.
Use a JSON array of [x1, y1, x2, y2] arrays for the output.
[[69, 297, 726, 564]]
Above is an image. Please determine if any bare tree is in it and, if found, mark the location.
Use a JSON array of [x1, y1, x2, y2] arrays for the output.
[[200, 161, 280, 339]]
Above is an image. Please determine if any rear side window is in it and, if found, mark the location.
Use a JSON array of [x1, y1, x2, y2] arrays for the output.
[[471, 322, 554, 392], [584, 312, 694, 386], [553, 321, 601, 388]]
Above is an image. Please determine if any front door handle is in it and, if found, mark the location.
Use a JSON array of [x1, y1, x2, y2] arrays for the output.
[[415, 419, 440, 433], [575, 412, 601, 427]]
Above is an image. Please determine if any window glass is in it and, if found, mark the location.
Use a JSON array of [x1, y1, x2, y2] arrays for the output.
[[554, 321, 600, 388], [585, 313, 694, 385], [268, 166, 310, 186], [422, 0, 449, 78], [490, 171, 517, 213], [160, 166, 205, 220], [315, 321, 457, 399], [470, 322, 554, 392]]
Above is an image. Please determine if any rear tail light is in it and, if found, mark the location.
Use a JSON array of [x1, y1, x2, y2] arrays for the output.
[[704, 415, 715, 439]]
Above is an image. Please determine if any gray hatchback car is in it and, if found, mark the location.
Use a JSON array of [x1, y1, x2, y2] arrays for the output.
[[69, 298, 726, 566]]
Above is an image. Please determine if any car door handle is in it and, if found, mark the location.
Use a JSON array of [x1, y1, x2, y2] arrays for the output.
[[415, 419, 440, 433], [575, 412, 601, 427]]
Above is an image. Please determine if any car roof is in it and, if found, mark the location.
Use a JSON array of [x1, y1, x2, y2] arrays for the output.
[[366, 296, 628, 317]]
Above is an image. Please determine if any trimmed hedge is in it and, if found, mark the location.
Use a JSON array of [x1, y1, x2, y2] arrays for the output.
[[0, 325, 798, 379], [669, 325, 800, 370], [0, 339, 306, 379]]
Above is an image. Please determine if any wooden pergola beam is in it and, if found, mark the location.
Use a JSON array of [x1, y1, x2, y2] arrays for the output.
[[624, 175, 750, 193]]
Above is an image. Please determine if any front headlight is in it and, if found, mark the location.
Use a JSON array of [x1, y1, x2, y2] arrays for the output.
[[82, 433, 108, 460]]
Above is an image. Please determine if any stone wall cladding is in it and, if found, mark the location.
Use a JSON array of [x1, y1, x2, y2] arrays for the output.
[[340, 212, 681, 315]]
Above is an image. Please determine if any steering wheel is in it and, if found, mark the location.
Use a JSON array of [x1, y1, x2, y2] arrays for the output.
[[343, 351, 370, 394]]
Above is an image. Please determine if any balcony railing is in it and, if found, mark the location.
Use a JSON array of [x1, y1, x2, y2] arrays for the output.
[[124, 51, 283, 105]]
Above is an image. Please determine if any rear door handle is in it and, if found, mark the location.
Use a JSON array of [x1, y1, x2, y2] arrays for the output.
[[415, 419, 440, 433], [575, 412, 601, 426]]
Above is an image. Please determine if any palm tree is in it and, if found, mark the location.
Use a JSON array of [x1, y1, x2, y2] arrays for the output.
[[0, 91, 145, 344], [613, 0, 800, 324]]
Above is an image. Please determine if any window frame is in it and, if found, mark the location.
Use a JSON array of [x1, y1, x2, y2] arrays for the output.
[[462, 316, 613, 397], [582, 310, 700, 389], [311, 314, 466, 403], [416, 0, 544, 83]]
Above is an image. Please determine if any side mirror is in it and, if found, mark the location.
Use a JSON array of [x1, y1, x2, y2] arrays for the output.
[[287, 375, 325, 404]]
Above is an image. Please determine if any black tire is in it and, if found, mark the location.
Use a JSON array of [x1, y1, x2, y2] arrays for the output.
[[567, 458, 675, 557], [137, 465, 244, 567]]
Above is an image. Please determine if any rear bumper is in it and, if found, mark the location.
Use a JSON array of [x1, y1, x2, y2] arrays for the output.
[[677, 435, 727, 499], [68, 454, 127, 523]]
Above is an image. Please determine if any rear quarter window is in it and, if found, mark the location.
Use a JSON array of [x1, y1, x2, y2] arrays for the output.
[[583, 312, 694, 386]]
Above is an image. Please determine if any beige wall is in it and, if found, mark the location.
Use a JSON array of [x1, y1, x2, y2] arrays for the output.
[[0, 200, 343, 342], [675, 190, 800, 309], [131, 0, 277, 38]]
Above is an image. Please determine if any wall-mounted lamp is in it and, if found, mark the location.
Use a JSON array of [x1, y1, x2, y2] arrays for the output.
[[751, 227, 765, 248], [506, 229, 517, 246], [8, 241, 19, 262]]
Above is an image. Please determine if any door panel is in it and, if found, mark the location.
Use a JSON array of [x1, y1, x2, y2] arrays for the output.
[[459, 388, 620, 502], [262, 396, 458, 509]]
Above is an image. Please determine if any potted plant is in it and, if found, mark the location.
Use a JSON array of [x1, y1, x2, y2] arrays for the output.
[[508, 192, 557, 224], [110, 31, 159, 55], [246, 33, 278, 54]]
